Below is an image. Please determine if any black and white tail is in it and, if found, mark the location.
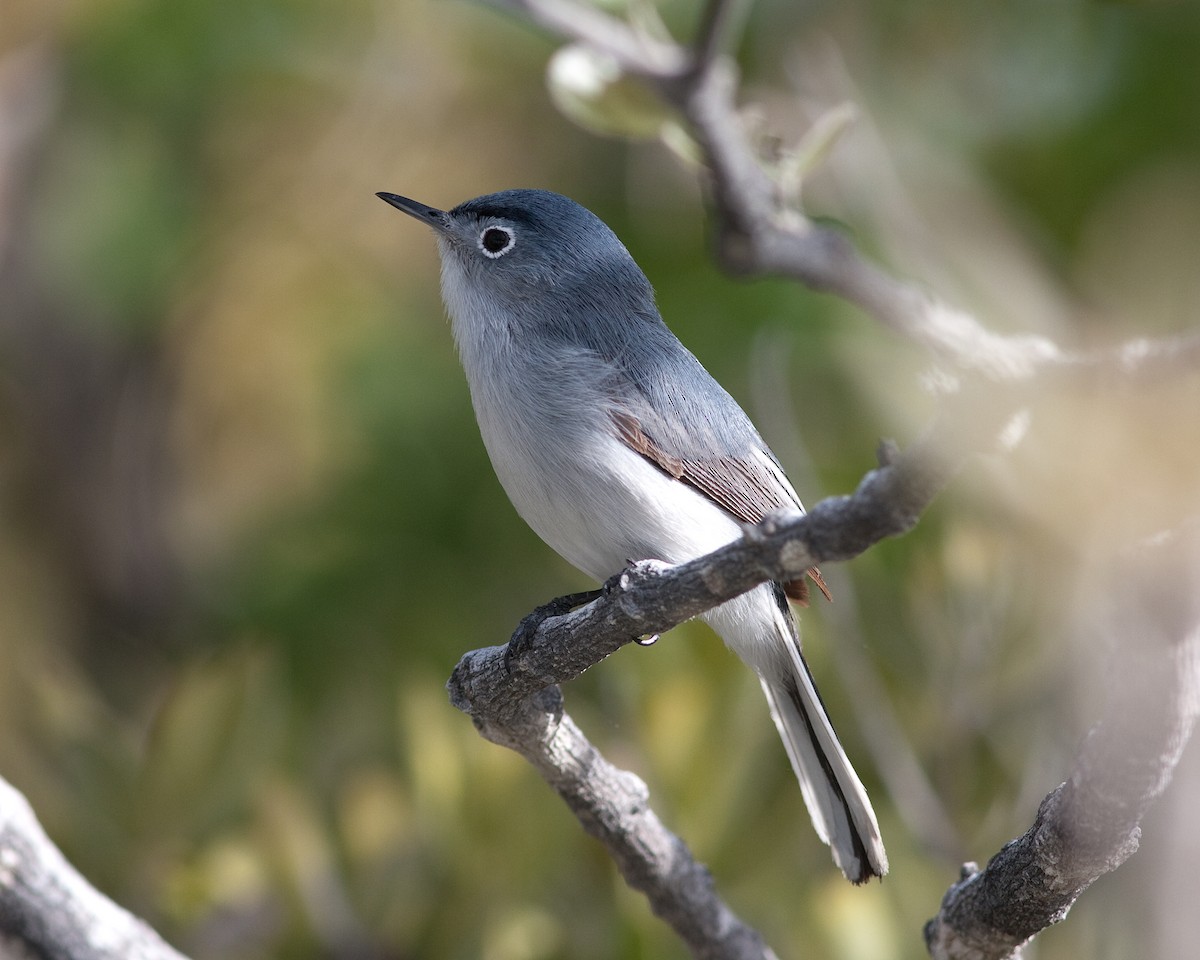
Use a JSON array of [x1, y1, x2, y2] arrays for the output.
[[760, 638, 888, 883]]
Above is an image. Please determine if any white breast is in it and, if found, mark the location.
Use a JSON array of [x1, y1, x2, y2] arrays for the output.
[[441, 259, 789, 674], [444, 282, 743, 582]]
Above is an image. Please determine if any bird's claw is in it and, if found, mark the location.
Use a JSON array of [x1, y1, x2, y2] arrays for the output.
[[503, 588, 603, 674]]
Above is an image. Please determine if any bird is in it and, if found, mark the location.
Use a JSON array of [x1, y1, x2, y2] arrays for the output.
[[377, 187, 887, 882]]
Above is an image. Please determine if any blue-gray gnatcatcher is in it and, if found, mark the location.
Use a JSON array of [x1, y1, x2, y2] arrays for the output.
[[377, 188, 887, 882]]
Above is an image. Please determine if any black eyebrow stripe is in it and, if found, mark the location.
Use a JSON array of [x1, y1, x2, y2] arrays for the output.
[[450, 201, 540, 228]]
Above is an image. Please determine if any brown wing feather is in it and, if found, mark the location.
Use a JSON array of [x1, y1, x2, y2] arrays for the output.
[[611, 410, 831, 604]]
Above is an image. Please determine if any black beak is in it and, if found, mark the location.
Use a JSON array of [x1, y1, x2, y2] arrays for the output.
[[376, 192, 452, 233]]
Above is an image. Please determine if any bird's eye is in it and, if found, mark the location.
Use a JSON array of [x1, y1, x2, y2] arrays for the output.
[[478, 226, 515, 259]]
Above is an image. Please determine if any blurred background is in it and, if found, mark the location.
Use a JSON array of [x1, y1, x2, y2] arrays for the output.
[[2, 1, 1199, 958]]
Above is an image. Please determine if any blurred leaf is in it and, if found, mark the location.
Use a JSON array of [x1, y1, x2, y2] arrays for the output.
[[547, 44, 675, 140]]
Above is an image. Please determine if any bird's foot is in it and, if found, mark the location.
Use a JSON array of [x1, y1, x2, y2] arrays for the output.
[[504, 589, 603, 674]]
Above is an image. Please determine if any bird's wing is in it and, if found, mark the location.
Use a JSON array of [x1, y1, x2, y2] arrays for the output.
[[611, 408, 831, 605]]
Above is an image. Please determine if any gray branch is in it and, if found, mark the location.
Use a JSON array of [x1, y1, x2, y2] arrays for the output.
[[449, 420, 970, 959], [496, 0, 1200, 386], [0, 775, 189, 960], [497, 0, 1060, 378], [451, 420, 961, 715], [446, 680, 779, 960], [925, 530, 1200, 959]]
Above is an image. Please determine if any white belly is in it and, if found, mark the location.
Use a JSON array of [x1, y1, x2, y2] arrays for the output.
[[471, 381, 792, 674], [478, 396, 743, 581]]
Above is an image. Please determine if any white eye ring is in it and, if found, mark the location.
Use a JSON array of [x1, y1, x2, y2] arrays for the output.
[[478, 225, 515, 259]]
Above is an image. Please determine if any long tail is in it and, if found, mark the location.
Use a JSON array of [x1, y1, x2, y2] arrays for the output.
[[760, 640, 888, 883]]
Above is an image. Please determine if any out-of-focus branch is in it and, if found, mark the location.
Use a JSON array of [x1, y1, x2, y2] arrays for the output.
[[495, 0, 1062, 377], [0, 775, 190, 960], [491, 0, 686, 76], [925, 528, 1200, 959], [495, 0, 1200, 389]]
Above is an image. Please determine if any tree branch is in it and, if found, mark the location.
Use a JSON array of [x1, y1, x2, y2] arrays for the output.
[[448, 413, 975, 958], [450, 413, 965, 722], [495, 0, 1060, 377], [498, 0, 1200, 389], [686, 0, 751, 82], [0, 776, 190, 960], [924, 529, 1200, 959], [447, 678, 779, 960]]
